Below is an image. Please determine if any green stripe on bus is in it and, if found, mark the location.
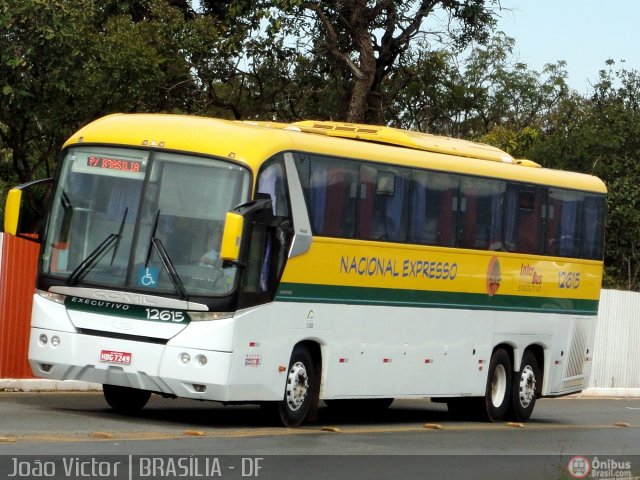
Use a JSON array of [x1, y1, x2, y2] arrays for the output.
[[275, 283, 599, 315], [65, 296, 189, 324]]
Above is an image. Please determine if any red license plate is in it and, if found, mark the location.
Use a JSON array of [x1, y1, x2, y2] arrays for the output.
[[99, 350, 132, 365]]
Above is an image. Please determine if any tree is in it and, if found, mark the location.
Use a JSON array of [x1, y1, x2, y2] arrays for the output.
[[252, 0, 501, 124]]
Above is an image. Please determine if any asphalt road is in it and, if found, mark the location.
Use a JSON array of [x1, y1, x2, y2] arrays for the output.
[[0, 393, 639, 479]]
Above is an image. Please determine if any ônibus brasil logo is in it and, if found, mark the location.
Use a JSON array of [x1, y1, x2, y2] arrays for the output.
[[567, 456, 591, 478]]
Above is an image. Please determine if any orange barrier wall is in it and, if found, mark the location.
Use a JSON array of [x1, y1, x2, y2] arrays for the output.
[[0, 233, 39, 378]]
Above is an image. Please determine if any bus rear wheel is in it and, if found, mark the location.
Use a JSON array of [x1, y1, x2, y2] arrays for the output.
[[103, 384, 151, 413], [510, 350, 539, 422], [483, 348, 512, 422]]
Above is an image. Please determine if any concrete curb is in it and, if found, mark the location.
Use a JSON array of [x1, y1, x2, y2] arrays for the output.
[[2, 380, 640, 397]]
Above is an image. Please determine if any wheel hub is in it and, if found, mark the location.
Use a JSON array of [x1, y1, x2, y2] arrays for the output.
[[518, 365, 536, 408], [286, 361, 309, 412]]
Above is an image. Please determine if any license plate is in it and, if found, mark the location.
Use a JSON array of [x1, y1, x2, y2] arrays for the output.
[[99, 350, 132, 365]]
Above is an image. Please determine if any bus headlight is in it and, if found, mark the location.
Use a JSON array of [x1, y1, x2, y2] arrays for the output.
[[188, 312, 234, 322], [180, 353, 191, 365], [36, 289, 66, 304]]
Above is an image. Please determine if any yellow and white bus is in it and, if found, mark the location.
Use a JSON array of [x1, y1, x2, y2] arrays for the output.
[[5, 114, 606, 426]]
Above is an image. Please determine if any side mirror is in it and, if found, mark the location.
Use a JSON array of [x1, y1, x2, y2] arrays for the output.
[[4, 178, 53, 239], [219, 197, 273, 264], [219, 212, 244, 262], [4, 188, 23, 235]]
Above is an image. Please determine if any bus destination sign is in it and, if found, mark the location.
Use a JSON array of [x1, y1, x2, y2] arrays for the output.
[[87, 155, 145, 173]]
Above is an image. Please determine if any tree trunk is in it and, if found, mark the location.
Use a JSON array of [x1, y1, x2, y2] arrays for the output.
[[346, 29, 377, 124], [347, 75, 375, 123]]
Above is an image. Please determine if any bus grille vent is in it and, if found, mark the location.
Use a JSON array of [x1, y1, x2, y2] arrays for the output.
[[564, 321, 588, 379]]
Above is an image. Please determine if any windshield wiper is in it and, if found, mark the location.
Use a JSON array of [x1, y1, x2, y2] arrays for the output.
[[67, 233, 119, 285], [145, 210, 187, 300], [110, 207, 128, 265], [67, 208, 128, 285]]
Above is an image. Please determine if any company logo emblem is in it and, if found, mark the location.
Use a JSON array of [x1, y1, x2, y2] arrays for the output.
[[94, 290, 158, 306], [111, 321, 133, 331], [567, 456, 591, 478], [486, 256, 501, 296]]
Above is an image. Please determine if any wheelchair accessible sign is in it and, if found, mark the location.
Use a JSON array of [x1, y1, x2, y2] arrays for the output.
[[137, 266, 159, 288]]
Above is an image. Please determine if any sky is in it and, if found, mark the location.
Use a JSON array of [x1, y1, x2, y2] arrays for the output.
[[494, 0, 640, 93]]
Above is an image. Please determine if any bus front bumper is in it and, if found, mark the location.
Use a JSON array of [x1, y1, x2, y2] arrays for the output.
[[28, 327, 275, 402]]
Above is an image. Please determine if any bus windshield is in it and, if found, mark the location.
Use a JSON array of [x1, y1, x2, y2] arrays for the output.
[[42, 146, 251, 298]]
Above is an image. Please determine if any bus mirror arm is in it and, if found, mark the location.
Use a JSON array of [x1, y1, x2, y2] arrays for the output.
[[219, 197, 274, 264]]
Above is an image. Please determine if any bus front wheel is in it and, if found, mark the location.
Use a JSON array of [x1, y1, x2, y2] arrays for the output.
[[483, 348, 512, 422], [272, 345, 317, 427], [103, 384, 151, 413]]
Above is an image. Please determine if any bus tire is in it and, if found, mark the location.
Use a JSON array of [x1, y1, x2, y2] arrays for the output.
[[103, 384, 151, 413], [276, 345, 317, 427], [483, 348, 512, 422], [510, 350, 539, 422]]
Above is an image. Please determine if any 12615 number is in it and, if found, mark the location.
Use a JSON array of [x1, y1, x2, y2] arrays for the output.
[[558, 271, 581, 289], [145, 308, 186, 322]]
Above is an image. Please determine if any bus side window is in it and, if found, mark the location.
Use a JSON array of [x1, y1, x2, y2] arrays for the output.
[[299, 155, 358, 238], [325, 168, 356, 237], [504, 184, 545, 255], [359, 164, 409, 242], [359, 165, 376, 239], [257, 160, 289, 217], [410, 170, 459, 247], [583, 194, 605, 259], [547, 189, 584, 258], [459, 177, 505, 251]]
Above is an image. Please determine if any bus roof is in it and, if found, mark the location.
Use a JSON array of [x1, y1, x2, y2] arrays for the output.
[[64, 114, 607, 194]]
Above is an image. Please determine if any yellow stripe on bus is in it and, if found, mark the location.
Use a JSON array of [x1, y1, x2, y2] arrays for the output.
[[281, 237, 603, 302]]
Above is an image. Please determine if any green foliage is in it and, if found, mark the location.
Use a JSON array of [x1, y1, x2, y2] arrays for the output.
[[244, 0, 501, 123], [478, 126, 540, 157]]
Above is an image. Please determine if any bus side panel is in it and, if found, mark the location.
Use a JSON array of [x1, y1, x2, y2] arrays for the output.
[[224, 302, 491, 401], [258, 300, 596, 400], [260, 302, 493, 399]]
